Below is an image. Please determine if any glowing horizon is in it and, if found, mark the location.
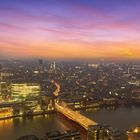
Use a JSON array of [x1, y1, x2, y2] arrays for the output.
[[0, 0, 140, 60]]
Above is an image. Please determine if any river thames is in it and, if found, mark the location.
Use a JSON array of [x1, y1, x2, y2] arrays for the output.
[[0, 106, 140, 140]]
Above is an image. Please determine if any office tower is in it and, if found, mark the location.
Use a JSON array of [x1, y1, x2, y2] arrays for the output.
[[38, 59, 44, 73], [87, 125, 109, 140], [39, 59, 43, 65], [87, 125, 127, 140], [0, 64, 2, 81], [11, 83, 40, 101]]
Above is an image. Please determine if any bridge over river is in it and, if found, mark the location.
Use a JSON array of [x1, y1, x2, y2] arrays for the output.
[[55, 102, 97, 130], [52, 81, 97, 130]]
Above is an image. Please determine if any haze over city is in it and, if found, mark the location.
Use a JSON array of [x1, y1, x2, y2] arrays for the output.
[[0, 0, 140, 60], [0, 1, 140, 140]]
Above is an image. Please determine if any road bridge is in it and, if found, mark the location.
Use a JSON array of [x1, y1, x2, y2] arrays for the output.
[[53, 81, 97, 130], [55, 102, 97, 130]]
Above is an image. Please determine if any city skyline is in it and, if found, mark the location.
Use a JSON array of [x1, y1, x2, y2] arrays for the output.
[[0, 1, 140, 138], [0, 59, 140, 140], [0, 0, 140, 60]]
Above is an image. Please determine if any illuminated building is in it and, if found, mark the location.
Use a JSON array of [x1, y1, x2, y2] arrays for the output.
[[0, 107, 13, 119], [87, 125, 109, 140], [33, 70, 39, 74], [0, 82, 11, 101], [11, 83, 40, 101], [87, 125, 127, 140], [49, 61, 56, 73], [127, 126, 140, 140], [0, 71, 13, 81], [108, 128, 128, 140], [1, 72, 13, 77], [88, 64, 99, 68]]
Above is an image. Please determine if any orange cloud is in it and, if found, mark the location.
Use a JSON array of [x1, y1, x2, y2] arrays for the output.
[[1, 39, 140, 60]]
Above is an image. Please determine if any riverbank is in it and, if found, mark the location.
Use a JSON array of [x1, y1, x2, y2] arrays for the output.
[[0, 113, 78, 140], [0, 110, 55, 121]]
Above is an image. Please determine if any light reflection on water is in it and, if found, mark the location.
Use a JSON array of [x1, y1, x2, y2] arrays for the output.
[[0, 114, 76, 140], [0, 106, 139, 140]]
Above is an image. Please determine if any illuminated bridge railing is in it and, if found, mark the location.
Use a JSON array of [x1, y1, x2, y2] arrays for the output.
[[55, 102, 97, 130]]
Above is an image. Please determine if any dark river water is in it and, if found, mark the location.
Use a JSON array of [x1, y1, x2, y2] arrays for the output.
[[81, 105, 140, 131], [0, 106, 140, 140]]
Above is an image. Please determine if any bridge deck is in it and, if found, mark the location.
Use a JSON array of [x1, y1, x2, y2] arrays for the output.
[[55, 103, 97, 130]]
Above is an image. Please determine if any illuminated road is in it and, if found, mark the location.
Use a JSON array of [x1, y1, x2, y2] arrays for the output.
[[52, 81, 97, 130], [51, 80, 60, 96], [55, 102, 97, 130]]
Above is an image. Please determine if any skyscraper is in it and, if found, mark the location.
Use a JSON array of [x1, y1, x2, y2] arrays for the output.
[[0, 64, 2, 81], [87, 125, 127, 140], [87, 125, 108, 140], [38, 59, 44, 74], [39, 59, 43, 66]]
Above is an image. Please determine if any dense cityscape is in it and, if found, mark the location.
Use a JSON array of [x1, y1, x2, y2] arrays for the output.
[[0, 0, 140, 140], [0, 59, 140, 140]]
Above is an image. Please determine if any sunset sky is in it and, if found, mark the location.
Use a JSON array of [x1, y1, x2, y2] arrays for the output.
[[0, 0, 140, 60]]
